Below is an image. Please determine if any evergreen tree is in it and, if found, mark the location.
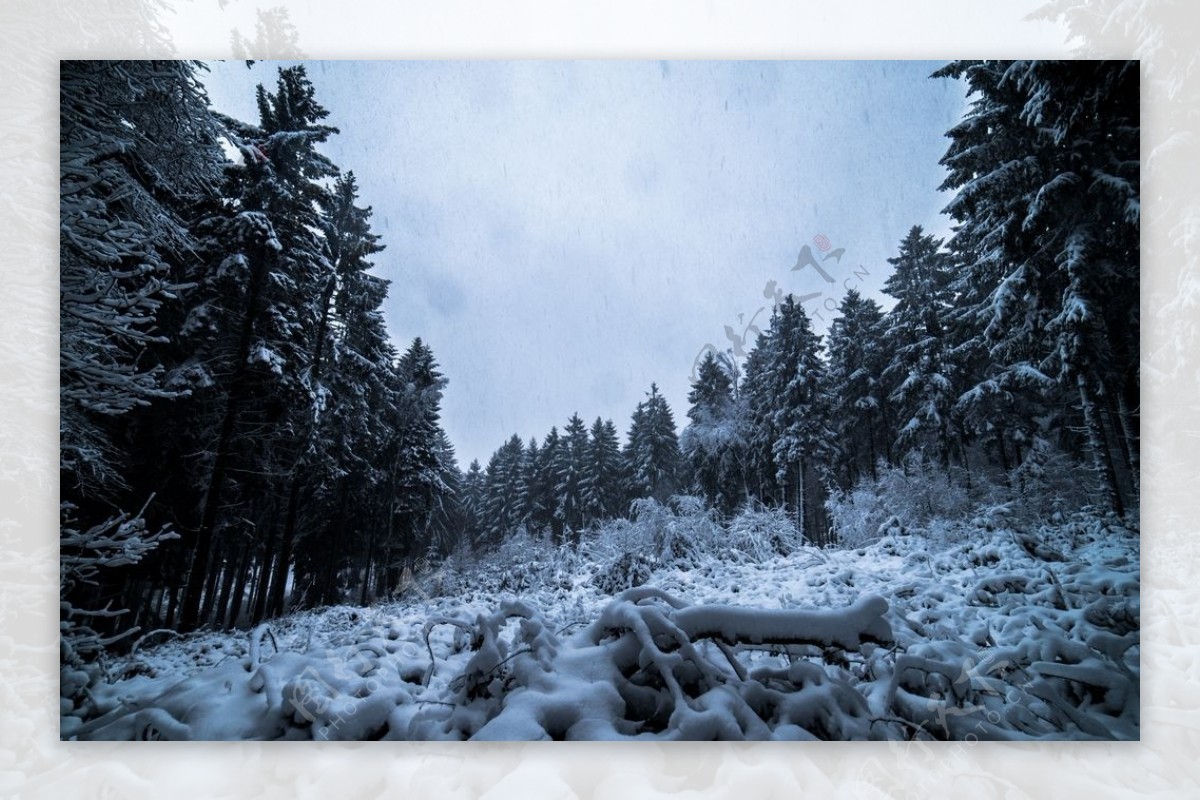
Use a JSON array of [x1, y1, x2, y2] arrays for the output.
[[740, 332, 778, 506], [385, 338, 451, 576], [459, 459, 486, 547], [60, 59, 221, 501], [825, 289, 890, 487], [624, 384, 682, 503], [936, 60, 1139, 512], [288, 172, 395, 612], [59, 61, 224, 653], [554, 413, 590, 540], [880, 226, 959, 468], [425, 430, 463, 558], [533, 428, 563, 540], [482, 435, 526, 547], [516, 437, 542, 533], [175, 65, 342, 629], [742, 297, 833, 542], [680, 351, 746, 515], [582, 417, 625, 522]]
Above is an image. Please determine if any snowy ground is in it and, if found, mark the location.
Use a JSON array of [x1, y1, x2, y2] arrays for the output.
[[64, 513, 1139, 741]]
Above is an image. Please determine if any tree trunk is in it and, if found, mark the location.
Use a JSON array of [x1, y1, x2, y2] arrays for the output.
[[213, 540, 242, 628], [147, 586, 164, 628], [1102, 402, 1134, 499], [1077, 373, 1124, 517], [321, 528, 341, 606], [266, 273, 338, 619], [319, 482, 349, 606], [1113, 381, 1140, 495], [178, 392, 241, 632], [959, 440, 972, 491], [225, 541, 253, 628], [796, 459, 806, 544], [165, 583, 180, 630], [251, 522, 279, 626], [867, 422, 878, 483], [360, 526, 377, 607], [244, 555, 262, 626], [179, 242, 271, 632], [995, 426, 1011, 476], [199, 542, 224, 626], [377, 546, 392, 599], [267, 476, 304, 619]]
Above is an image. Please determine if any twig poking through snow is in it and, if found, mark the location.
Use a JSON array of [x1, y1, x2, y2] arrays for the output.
[[247, 624, 277, 670], [131, 628, 181, 655]]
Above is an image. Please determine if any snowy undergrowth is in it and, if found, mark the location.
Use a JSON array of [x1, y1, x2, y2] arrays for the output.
[[64, 512, 1139, 741]]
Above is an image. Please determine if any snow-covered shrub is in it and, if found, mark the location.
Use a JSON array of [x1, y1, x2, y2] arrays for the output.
[[60, 500, 178, 735], [826, 455, 976, 546], [394, 539, 478, 602], [1010, 437, 1099, 523], [593, 552, 657, 595], [588, 517, 641, 564], [588, 499, 797, 593], [726, 502, 800, 560], [625, 497, 673, 556], [636, 496, 726, 566], [825, 483, 890, 549], [586, 496, 724, 568], [490, 527, 559, 593], [879, 454, 973, 524]]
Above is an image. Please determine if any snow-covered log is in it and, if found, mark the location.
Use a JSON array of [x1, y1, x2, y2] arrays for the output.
[[672, 594, 892, 650]]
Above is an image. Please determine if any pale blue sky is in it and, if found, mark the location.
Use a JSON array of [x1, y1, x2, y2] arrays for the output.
[[199, 60, 969, 467]]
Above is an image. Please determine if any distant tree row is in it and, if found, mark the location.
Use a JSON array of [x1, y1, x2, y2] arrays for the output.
[[456, 385, 683, 549]]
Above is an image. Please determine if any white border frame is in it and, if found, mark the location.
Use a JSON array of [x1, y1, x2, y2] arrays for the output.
[[5, 1, 1196, 796]]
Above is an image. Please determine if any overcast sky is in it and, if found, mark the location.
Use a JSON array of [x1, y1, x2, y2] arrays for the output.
[[199, 60, 969, 468]]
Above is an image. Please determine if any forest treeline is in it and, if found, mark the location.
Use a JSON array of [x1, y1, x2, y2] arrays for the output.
[[60, 61, 1138, 660]]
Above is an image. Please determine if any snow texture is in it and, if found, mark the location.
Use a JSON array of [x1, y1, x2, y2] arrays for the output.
[[65, 512, 1139, 741]]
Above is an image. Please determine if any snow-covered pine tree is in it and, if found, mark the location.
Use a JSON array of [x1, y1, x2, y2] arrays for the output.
[[459, 459, 487, 548], [825, 289, 890, 488], [534, 427, 563, 541], [945, 231, 1055, 486], [624, 384, 682, 504], [554, 414, 590, 540], [60, 59, 221, 499], [175, 65, 342, 630], [934, 60, 1073, 488], [936, 60, 1139, 514], [516, 437, 542, 535], [745, 297, 833, 543], [880, 226, 960, 469], [379, 337, 451, 592], [481, 435, 526, 547], [740, 327, 778, 507], [424, 430, 464, 558], [582, 417, 625, 523], [287, 171, 398, 612], [59, 60, 222, 655], [680, 350, 746, 515]]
